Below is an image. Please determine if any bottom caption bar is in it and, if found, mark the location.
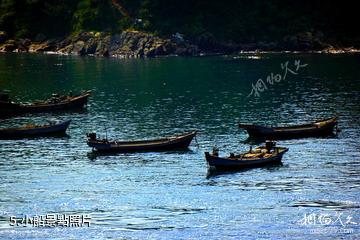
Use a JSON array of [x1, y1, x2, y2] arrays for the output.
[[9, 214, 91, 227]]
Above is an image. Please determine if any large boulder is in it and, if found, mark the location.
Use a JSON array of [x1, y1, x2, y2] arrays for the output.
[[95, 35, 110, 56], [71, 40, 86, 55], [83, 38, 98, 55], [29, 39, 60, 52], [15, 38, 32, 52], [107, 31, 173, 57]]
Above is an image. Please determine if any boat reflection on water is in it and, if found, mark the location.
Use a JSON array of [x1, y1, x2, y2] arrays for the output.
[[87, 148, 195, 160]]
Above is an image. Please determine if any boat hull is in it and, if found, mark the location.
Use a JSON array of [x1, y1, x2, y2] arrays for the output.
[[205, 148, 288, 171], [87, 131, 196, 153], [239, 117, 337, 139], [0, 120, 71, 139], [0, 93, 89, 118]]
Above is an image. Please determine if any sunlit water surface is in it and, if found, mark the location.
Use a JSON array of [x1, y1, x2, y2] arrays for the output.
[[0, 53, 359, 239]]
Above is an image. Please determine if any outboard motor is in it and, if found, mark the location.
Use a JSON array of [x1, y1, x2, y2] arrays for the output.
[[265, 140, 276, 153], [87, 132, 97, 141]]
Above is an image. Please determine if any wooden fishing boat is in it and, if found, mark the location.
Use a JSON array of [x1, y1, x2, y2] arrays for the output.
[[238, 117, 337, 139], [87, 131, 197, 152], [0, 120, 71, 139], [205, 141, 288, 171], [0, 91, 90, 117]]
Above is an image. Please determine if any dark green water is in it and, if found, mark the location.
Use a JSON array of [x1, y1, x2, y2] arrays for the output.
[[0, 53, 359, 239]]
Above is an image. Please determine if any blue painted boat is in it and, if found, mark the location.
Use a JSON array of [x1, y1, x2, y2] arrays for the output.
[[205, 141, 288, 171], [0, 120, 71, 139]]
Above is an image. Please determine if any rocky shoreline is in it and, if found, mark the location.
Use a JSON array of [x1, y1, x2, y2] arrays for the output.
[[0, 30, 199, 58], [0, 30, 359, 57]]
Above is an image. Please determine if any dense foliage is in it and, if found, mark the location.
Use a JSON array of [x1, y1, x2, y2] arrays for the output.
[[0, 0, 358, 44]]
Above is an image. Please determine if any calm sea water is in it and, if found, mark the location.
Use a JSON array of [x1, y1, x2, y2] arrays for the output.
[[0, 53, 359, 239]]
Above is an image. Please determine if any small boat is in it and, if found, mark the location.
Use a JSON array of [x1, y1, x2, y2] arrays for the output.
[[0, 91, 90, 117], [87, 131, 197, 152], [0, 120, 71, 139], [238, 117, 337, 139], [205, 141, 288, 171]]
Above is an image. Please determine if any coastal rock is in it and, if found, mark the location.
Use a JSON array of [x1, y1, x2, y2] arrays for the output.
[[73, 32, 94, 42], [29, 39, 59, 52], [95, 35, 110, 56], [238, 43, 257, 51], [57, 38, 71, 50], [0, 31, 7, 44], [297, 32, 313, 49], [83, 38, 98, 55], [196, 32, 217, 51], [56, 32, 98, 55], [174, 43, 199, 56], [281, 31, 330, 51], [110, 31, 150, 57], [74, 41, 86, 55], [0, 40, 17, 52], [255, 41, 278, 51], [1, 30, 199, 57], [322, 46, 360, 54], [0, 43, 17, 52], [21, 38, 31, 47], [64, 40, 86, 55], [15, 38, 31, 52], [105, 30, 194, 57], [34, 33, 47, 42]]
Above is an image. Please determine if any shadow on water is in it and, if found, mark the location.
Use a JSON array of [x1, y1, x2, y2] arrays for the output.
[[241, 133, 338, 144], [290, 200, 360, 210], [240, 137, 266, 145], [87, 148, 194, 160], [0, 108, 89, 120], [0, 133, 70, 140], [206, 162, 284, 179]]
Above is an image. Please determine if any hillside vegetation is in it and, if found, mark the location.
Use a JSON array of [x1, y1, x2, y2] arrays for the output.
[[0, 0, 358, 53]]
